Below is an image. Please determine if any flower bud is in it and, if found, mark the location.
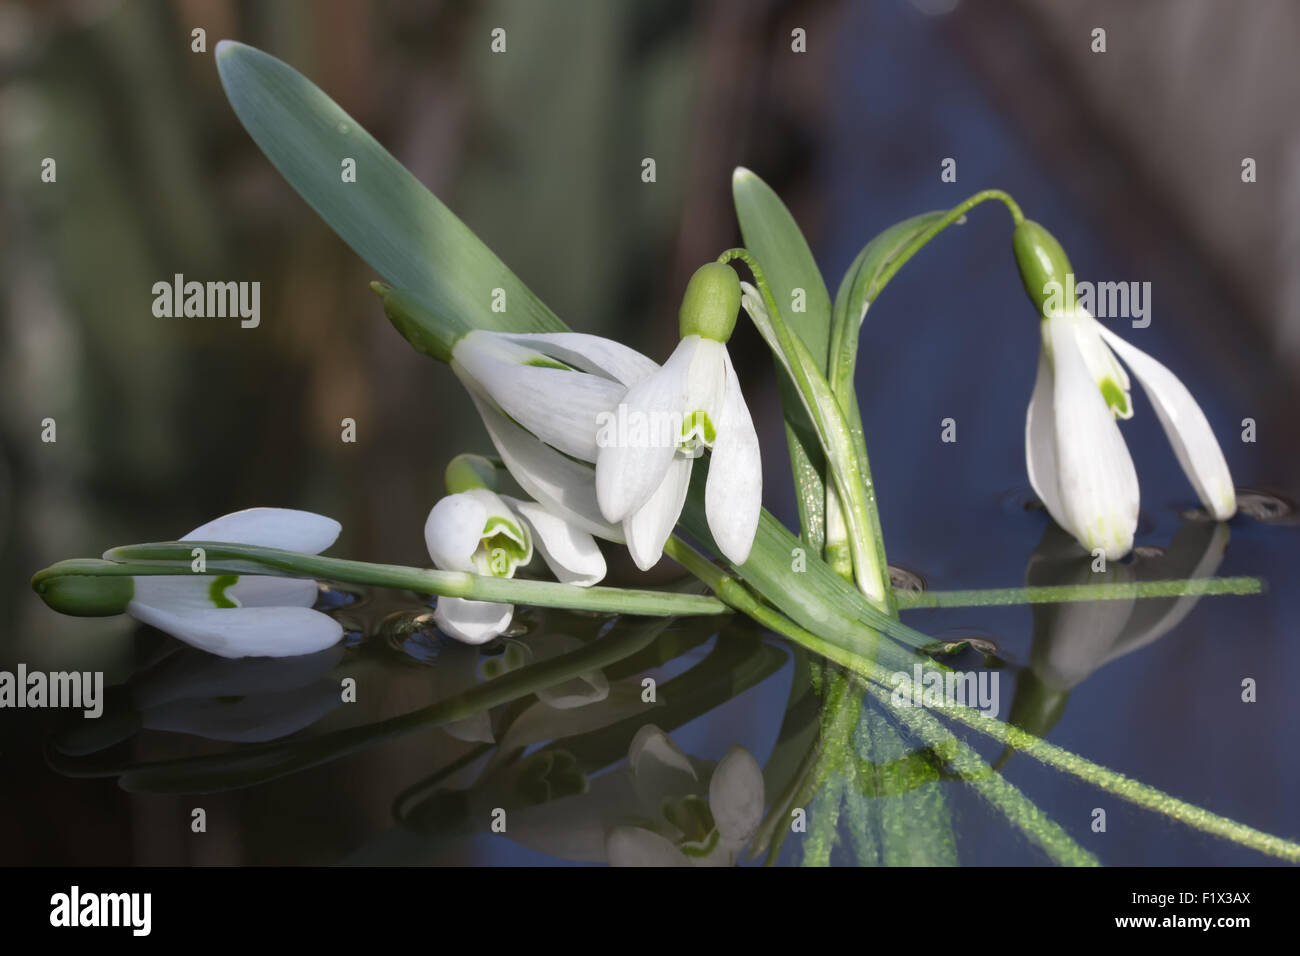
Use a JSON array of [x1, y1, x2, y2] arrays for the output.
[[679, 263, 741, 342], [445, 453, 499, 494], [1012, 220, 1074, 319], [32, 560, 134, 616]]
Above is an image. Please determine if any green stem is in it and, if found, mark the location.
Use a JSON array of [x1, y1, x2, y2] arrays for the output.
[[896, 577, 1264, 609], [872, 189, 1023, 297], [719, 248, 888, 609], [72, 545, 730, 618]]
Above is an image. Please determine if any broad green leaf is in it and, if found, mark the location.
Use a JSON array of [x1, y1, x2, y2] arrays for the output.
[[732, 168, 833, 364], [732, 167, 834, 551], [215, 40, 564, 338]]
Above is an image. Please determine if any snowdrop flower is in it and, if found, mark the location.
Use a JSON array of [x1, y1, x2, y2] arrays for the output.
[[1015, 221, 1236, 559], [424, 455, 606, 644], [595, 263, 762, 569], [484, 724, 765, 866], [605, 725, 765, 867], [449, 329, 657, 541], [123, 508, 345, 659]]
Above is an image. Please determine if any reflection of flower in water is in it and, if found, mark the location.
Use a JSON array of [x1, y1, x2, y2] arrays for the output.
[[131, 644, 345, 742], [479, 633, 609, 710], [606, 725, 765, 867], [496, 724, 764, 867], [51, 645, 345, 754], [1009, 519, 1229, 738]]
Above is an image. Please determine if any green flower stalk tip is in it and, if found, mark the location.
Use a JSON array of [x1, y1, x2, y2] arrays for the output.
[[445, 453, 499, 494], [1012, 220, 1073, 319], [32, 561, 134, 616], [679, 263, 741, 343]]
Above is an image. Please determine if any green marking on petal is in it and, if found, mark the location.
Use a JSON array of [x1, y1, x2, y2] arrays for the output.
[[523, 357, 572, 371], [1099, 377, 1130, 417], [209, 574, 239, 608], [661, 793, 715, 844], [475, 516, 531, 577], [680, 410, 717, 450], [679, 828, 722, 859]]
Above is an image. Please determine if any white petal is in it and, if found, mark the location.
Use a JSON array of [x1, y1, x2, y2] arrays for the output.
[[705, 349, 761, 564], [1108, 520, 1229, 661], [506, 497, 606, 586], [497, 332, 659, 386], [132, 574, 225, 612], [1048, 314, 1139, 559], [181, 508, 341, 554], [606, 826, 688, 867], [125, 603, 343, 658], [461, 375, 622, 541], [227, 575, 319, 608], [708, 745, 765, 846], [453, 334, 622, 462], [681, 336, 728, 436], [143, 682, 341, 743], [622, 455, 693, 570], [1070, 308, 1132, 418], [1025, 343, 1069, 528], [1028, 558, 1136, 692], [133, 645, 344, 708], [629, 723, 699, 812], [424, 493, 490, 572], [595, 340, 696, 521], [533, 635, 610, 708], [1096, 325, 1236, 520], [433, 597, 513, 645]]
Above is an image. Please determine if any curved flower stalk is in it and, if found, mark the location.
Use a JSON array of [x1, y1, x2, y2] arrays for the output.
[[425, 455, 606, 644], [109, 508, 344, 659], [596, 263, 762, 570], [1015, 222, 1236, 559]]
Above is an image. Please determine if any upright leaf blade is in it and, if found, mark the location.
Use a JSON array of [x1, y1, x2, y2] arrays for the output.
[[215, 40, 563, 336], [732, 167, 834, 549]]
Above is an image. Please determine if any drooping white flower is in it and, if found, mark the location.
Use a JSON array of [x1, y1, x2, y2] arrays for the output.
[[605, 725, 765, 867], [424, 486, 605, 645], [595, 263, 762, 569], [1016, 221, 1235, 559], [120, 508, 345, 659], [451, 330, 657, 541]]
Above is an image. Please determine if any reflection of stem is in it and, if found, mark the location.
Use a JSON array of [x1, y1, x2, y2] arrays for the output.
[[664, 539, 1300, 863], [896, 576, 1263, 609], [85, 545, 729, 617], [842, 657, 1299, 862], [49, 618, 670, 794], [856, 681, 1098, 866]]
